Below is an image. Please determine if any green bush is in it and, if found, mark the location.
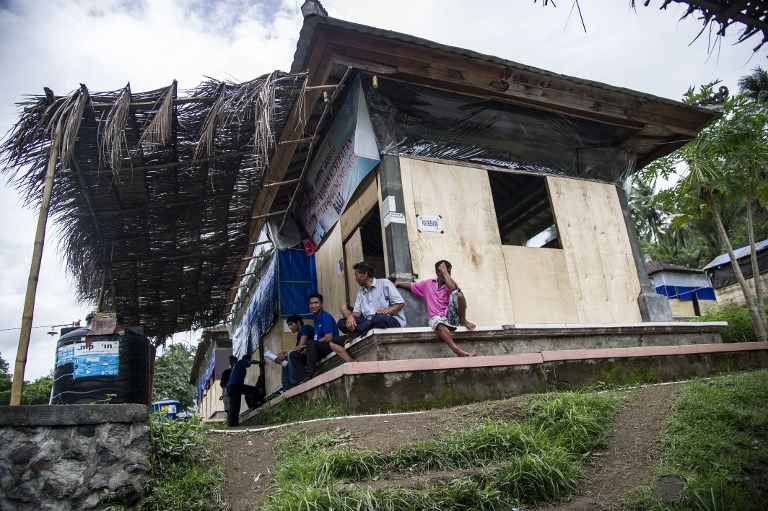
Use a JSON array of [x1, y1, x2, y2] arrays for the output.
[[689, 303, 766, 343], [142, 416, 226, 511]]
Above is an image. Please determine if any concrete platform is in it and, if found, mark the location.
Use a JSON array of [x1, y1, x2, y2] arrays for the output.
[[239, 322, 768, 423]]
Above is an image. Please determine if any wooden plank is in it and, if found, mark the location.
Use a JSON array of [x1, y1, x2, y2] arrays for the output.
[[314, 223, 347, 319], [340, 171, 379, 242], [548, 176, 641, 323], [399, 157, 514, 326], [344, 229, 364, 306], [502, 245, 579, 323]]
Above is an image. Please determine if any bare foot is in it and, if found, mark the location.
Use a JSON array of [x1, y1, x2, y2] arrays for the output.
[[456, 350, 474, 357], [461, 320, 476, 331]]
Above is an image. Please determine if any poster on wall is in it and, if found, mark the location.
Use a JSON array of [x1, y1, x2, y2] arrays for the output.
[[294, 77, 380, 252]]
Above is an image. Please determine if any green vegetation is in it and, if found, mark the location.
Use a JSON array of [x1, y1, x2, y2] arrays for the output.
[[247, 398, 345, 426], [259, 393, 623, 510], [690, 303, 768, 343], [140, 416, 227, 511], [152, 343, 196, 410], [629, 370, 768, 510], [0, 351, 54, 405]]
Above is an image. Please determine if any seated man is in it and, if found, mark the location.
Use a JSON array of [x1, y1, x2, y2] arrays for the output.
[[288, 293, 342, 382], [395, 260, 475, 357], [333, 261, 406, 362], [275, 314, 313, 392]]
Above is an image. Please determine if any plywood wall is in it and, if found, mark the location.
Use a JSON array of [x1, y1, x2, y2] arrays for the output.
[[314, 223, 347, 319], [547, 176, 642, 323], [399, 157, 514, 326], [502, 245, 579, 323]]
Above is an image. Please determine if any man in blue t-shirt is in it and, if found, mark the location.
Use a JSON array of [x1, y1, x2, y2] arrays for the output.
[[274, 314, 313, 392], [288, 293, 341, 382], [227, 354, 259, 427]]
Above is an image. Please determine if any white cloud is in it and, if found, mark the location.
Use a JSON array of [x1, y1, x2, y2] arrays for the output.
[[1, 0, 765, 380]]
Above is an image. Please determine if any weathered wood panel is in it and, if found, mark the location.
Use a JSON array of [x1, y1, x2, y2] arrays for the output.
[[314, 223, 347, 319], [502, 245, 579, 323], [340, 171, 379, 242], [547, 176, 642, 323], [399, 157, 514, 326], [344, 229, 364, 306]]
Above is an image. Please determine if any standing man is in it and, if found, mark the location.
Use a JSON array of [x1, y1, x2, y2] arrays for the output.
[[288, 293, 341, 382], [395, 260, 475, 357], [333, 261, 406, 362], [227, 354, 258, 427], [219, 355, 237, 414]]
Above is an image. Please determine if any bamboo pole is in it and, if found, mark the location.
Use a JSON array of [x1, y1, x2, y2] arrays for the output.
[[11, 126, 62, 405]]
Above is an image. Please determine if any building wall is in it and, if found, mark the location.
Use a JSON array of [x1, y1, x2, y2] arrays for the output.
[[399, 157, 641, 324], [716, 273, 768, 307]]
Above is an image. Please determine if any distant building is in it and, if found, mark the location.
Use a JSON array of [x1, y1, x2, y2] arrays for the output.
[[645, 259, 717, 317], [704, 240, 768, 307], [189, 325, 232, 421]]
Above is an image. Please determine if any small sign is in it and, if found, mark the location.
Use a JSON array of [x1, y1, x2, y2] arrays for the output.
[[71, 339, 120, 378], [416, 214, 443, 233], [384, 211, 406, 227]]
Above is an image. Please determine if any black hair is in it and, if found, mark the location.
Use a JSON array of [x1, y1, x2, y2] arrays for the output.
[[353, 261, 375, 278], [241, 354, 251, 361], [286, 314, 303, 325], [228, 355, 238, 364], [435, 260, 452, 273], [308, 292, 324, 303]]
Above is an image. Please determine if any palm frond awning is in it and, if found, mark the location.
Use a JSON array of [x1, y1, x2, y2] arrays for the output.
[[1, 71, 307, 341]]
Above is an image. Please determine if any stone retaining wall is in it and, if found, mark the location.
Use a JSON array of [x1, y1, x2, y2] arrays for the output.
[[0, 404, 151, 511]]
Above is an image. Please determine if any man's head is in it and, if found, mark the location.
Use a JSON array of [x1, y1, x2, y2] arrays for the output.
[[308, 293, 324, 315], [228, 355, 237, 366], [242, 353, 252, 366], [286, 314, 303, 333], [435, 260, 452, 283], [353, 261, 375, 287]]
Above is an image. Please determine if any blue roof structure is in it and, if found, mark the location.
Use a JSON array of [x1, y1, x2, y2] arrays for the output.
[[703, 239, 768, 270]]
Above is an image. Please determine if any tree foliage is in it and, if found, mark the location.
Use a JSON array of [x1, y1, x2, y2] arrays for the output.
[[635, 74, 768, 341], [0, 352, 54, 405], [152, 343, 196, 410]]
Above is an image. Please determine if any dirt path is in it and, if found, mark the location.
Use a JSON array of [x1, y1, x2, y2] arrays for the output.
[[212, 382, 687, 511]]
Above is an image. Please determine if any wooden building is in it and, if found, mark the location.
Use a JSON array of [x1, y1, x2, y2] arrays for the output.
[[227, 7, 720, 396]]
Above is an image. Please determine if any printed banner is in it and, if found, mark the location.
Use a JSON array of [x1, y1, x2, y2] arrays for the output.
[[61, 339, 121, 378], [295, 77, 380, 250]]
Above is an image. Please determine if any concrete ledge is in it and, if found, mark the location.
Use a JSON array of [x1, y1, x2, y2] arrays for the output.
[[0, 404, 149, 426]]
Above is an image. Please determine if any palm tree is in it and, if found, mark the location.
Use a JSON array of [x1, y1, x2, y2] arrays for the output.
[[738, 67, 768, 104]]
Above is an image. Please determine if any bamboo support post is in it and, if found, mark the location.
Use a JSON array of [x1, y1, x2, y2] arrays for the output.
[[11, 125, 62, 405]]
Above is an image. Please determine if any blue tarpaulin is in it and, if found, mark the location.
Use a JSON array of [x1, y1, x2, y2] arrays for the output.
[[278, 248, 317, 319], [232, 249, 317, 357], [655, 285, 716, 301]]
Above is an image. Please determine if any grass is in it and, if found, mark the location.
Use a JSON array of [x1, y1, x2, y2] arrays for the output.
[[627, 370, 768, 510], [246, 398, 345, 426], [258, 392, 624, 510], [139, 415, 227, 511]]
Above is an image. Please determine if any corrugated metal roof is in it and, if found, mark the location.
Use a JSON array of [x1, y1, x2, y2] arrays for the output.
[[703, 239, 768, 270]]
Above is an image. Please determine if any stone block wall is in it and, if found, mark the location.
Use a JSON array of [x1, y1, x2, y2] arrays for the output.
[[0, 404, 151, 511]]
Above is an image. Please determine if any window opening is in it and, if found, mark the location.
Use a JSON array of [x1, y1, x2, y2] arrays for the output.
[[489, 171, 560, 248]]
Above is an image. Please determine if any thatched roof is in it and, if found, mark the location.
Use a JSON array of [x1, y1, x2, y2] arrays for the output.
[[1, 71, 307, 341]]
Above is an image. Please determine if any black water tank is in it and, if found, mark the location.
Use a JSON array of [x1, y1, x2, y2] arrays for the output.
[[51, 324, 152, 405]]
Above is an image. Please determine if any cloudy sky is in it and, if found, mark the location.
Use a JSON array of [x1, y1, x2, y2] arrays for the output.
[[0, 0, 764, 381]]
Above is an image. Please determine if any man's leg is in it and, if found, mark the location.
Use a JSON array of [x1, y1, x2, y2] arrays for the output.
[[329, 336, 355, 363], [455, 291, 476, 330], [227, 385, 242, 427], [305, 340, 333, 379], [288, 350, 308, 381], [435, 323, 473, 357], [281, 366, 290, 390], [367, 313, 400, 329]]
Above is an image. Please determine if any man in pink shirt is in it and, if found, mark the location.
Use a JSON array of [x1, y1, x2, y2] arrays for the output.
[[395, 260, 476, 357]]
